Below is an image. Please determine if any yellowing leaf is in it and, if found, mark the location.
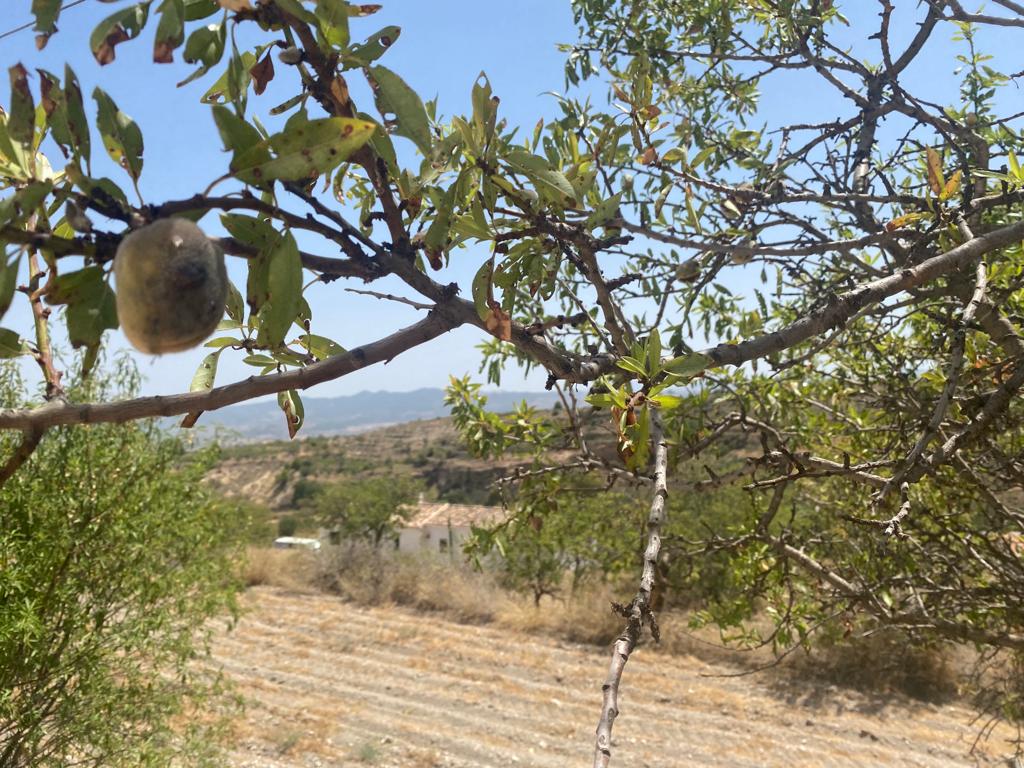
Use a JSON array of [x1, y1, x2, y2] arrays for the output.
[[939, 169, 962, 202], [231, 116, 374, 185], [925, 147, 944, 197], [885, 212, 927, 232]]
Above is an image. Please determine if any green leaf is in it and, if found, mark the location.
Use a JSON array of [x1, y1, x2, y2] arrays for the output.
[[471, 259, 494, 322], [224, 280, 244, 323], [65, 280, 118, 349], [616, 356, 648, 377], [90, 3, 151, 66], [211, 105, 266, 162], [662, 351, 710, 379], [242, 353, 276, 366], [273, 0, 317, 24], [298, 333, 345, 360], [220, 213, 278, 249], [269, 93, 306, 116], [31, 0, 63, 45], [201, 50, 255, 107], [0, 181, 53, 228], [315, 0, 350, 48], [471, 72, 497, 138], [257, 232, 302, 347], [45, 266, 106, 306], [367, 65, 431, 156], [423, 185, 455, 265], [93, 87, 144, 182], [178, 21, 225, 85], [586, 192, 621, 228], [7, 65, 35, 148], [153, 0, 185, 63], [203, 336, 240, 348], [585, 392, 616, 409], [0, 254, 22, 322], [189, 350, 220, 390], [342, 25, 401, 69], [183, 0, 219, 21], [0, 328, 26, 359], [231, 117, 375, 185], [504, 149, 576, 206], [63, 66, 91, 167], [38, 69, 70, 145], [0, 115, 31, 180], [646, 328, 662, 377]]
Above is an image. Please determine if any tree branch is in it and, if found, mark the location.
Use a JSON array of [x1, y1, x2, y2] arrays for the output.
[[594, 412, 667, 768], [0, 310, 463, 431]]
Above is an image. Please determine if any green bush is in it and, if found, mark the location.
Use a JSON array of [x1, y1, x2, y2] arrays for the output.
[[0, 361, 244, 767]]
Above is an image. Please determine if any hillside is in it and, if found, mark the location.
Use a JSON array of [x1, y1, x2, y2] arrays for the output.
[[206, 416, 560, 512], [215, 586, 1013, 767], [187, 388, 558, 442]]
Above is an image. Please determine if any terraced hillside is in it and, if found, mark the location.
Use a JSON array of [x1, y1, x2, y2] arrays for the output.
[[216, 587, 1014, 767]]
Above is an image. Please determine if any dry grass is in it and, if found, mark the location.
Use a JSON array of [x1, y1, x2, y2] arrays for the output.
[[793, 628, 961, 701], [244, 544, 968, 706], [240, 546, 317, 591]]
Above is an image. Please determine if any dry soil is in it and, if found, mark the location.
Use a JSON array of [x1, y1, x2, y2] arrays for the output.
[[216, 586, 1016, 767]]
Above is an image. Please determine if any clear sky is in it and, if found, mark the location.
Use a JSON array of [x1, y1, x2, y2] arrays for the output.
[[1, 2, 1018, 400]]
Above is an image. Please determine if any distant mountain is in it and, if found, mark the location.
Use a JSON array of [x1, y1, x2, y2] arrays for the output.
[[182, 387, 558, 442]]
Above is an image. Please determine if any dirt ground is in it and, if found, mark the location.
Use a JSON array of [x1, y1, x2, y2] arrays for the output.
[[214, 586, 1017, 767]]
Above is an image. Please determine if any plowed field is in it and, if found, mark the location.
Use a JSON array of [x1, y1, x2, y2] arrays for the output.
[[216, 587, 1013, 767]]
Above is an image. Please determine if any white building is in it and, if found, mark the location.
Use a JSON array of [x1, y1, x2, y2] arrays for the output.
[[395, 500, 505, 555]]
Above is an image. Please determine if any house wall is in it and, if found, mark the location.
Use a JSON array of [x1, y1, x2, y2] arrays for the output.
[[398, 527, 424, 553], [397, 523, 472, 554]]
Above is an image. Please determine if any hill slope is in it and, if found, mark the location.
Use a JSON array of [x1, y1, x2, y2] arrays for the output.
[[216, 587, 1012, 767]]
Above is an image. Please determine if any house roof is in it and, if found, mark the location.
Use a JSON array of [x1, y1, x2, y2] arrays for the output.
[[399, 501, 506, 529]]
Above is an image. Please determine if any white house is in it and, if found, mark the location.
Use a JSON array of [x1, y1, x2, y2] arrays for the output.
[[395, 500, 505, 555]]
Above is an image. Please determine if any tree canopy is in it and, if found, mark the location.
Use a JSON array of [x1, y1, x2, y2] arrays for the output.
[[2, 0, 1024, 763]]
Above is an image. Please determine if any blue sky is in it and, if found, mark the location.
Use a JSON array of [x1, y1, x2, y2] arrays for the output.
[[1, 2, 1018, 401]]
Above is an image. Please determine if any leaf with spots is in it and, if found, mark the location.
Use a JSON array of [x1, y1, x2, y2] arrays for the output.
[[342, 25, 401, 69], [298, 333, 345, 360], [315, 0, 350, 48], [367, 65, 431, 155], [190, 349, 221, 391], [256, 231, 302, 348], [93, 87, 144, 182], [31, 0, 63, 48], [7, 65, 35, 148], [230, 116, 375, 185], [278, 389, 304, 439], [90, 3, 150, 65], [153, 0, 186, 63]]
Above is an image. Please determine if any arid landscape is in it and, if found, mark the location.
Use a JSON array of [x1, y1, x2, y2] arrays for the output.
[[216, 586, 1015, 768]]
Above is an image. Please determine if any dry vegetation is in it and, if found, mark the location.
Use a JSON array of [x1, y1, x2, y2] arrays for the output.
[[223, 547, 1018, 766]]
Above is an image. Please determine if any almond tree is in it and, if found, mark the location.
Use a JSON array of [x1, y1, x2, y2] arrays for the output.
[[2, 0, 1024, 763]]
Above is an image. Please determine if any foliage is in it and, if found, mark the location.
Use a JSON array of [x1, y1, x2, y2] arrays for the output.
[[0, 358, 243, 768], [3, 0, 1024, 757], [315, 475, 423, 546]]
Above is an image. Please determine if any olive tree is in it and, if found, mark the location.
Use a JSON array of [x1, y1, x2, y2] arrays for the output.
[[2, 0, 1024, 763]]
